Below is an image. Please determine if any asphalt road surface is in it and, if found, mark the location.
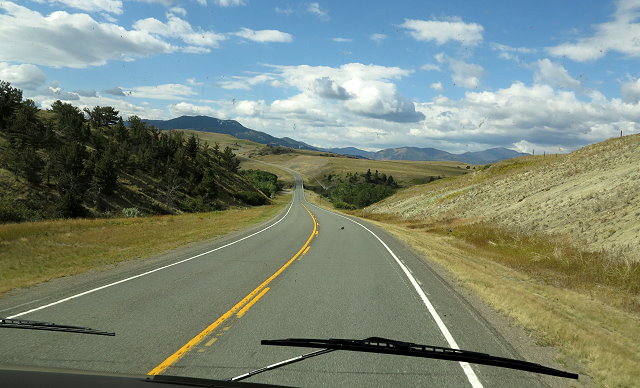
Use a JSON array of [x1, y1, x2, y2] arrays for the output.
[[0, 172, 552, 387]]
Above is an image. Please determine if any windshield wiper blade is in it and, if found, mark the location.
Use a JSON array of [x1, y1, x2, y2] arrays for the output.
[[258, 337, 578, 380], [0, 318, 115, 336]]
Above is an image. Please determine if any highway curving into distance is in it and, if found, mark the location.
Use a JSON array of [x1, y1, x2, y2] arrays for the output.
[[0, 171, 550, 387]]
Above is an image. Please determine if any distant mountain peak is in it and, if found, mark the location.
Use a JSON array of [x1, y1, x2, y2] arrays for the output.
[[142, 115, 317, 151], [323, 145, 528, 164]]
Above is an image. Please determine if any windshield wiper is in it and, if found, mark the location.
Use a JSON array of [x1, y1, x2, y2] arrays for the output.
[[231, 337, 578, 382], [0, 318, 115, 336]]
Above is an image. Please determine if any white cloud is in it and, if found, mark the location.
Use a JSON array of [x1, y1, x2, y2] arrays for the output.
[[0, 2, 173, 68], [0, 62, 46, 90], [307, 3, 328, 20], [420, 63, 441, 71], [124, 83, 197, 100], [275, 6, 294, 16], [547, 0, 640, 61], [267, 63, 423, 123], [43, 0, 123, 15], [213, 0, 246, 6], [186, 78, 204, 86], [621, 77, 640, 103], [400, 17, 483, 46], [409, 82, 640, 151], [133, 12, 226, 49], [234, 100, 266, 116], [439, 56, 484, 89], [169, 102, 221, 117], [533, 59, 584, 91], [430, 82, 443, 92], [333, 37, 352, 43], [218, 74, 275, 90], [234, 28, 293, 43], [370, 33, 387, 43], [491, 42, 535, 61], [169, 7, 187, 16], [313, 77, 351, 99]]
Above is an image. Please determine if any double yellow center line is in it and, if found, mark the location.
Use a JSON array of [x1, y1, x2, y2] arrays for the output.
[[147, 204, 318, 376]]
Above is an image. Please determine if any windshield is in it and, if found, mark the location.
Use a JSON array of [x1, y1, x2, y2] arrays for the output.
[[1, 1, 638, 387]]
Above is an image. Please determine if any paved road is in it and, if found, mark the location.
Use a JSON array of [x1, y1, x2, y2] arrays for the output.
[[0, 172, 550, 387]]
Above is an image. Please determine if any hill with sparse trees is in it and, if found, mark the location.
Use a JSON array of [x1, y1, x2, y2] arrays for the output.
[[0, 81, 270, 223]]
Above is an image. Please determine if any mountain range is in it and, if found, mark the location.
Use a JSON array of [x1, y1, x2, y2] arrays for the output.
[[324, 146, 529, 164], [144, 115, 528, 164]]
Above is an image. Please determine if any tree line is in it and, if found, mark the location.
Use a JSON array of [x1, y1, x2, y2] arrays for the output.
[[323, 169, 398, 209], [0, 80, 261, 222]]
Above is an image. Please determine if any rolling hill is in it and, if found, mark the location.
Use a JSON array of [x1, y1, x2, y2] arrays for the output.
[[368, 134, 640, 259], [143, 116, 317, 150]]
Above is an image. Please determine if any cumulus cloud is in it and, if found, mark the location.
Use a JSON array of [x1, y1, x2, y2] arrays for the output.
[[437, 55, 484, 89], [133, 11, 226, 49], [313, 77, 351, 99], [169, 101, 221, 117], [44, 0, 123, 15], [0, 62, 46, 90], [267, 63, 423, 123], [533, 59, 584, 91], [234, 100, 266, 116], [621, 77, 640, 103], [333, 37, 352, 43], [410, 81, 640, 151], [547, 0, 640, 61], [400, 17, 483, 46], [430, 82, 444, 92], [234, 28, 293, 43], [0, 2, 173, 68]]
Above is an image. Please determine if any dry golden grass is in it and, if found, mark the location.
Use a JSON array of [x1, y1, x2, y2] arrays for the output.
[[0, 195, 290, 295], [368, 134, 640, 260], [370, 220, 640, 388]]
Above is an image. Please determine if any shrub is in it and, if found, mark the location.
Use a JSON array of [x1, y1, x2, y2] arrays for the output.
[[122, 207, 142, 217], [234, 191, 267, 206]]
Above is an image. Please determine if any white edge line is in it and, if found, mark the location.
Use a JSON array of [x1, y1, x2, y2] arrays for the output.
[[305, 200, 483, 388], [7, 198, 296, 320]]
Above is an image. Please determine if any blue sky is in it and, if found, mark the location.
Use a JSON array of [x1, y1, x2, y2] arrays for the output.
[[1, 0, 640, 153]]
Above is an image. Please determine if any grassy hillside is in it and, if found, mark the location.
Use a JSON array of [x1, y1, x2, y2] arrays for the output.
[[173, 129, 263, 157], [252, 151, 471, 187], [369, 134, 640, 260], [357, 134, 640, 387]]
